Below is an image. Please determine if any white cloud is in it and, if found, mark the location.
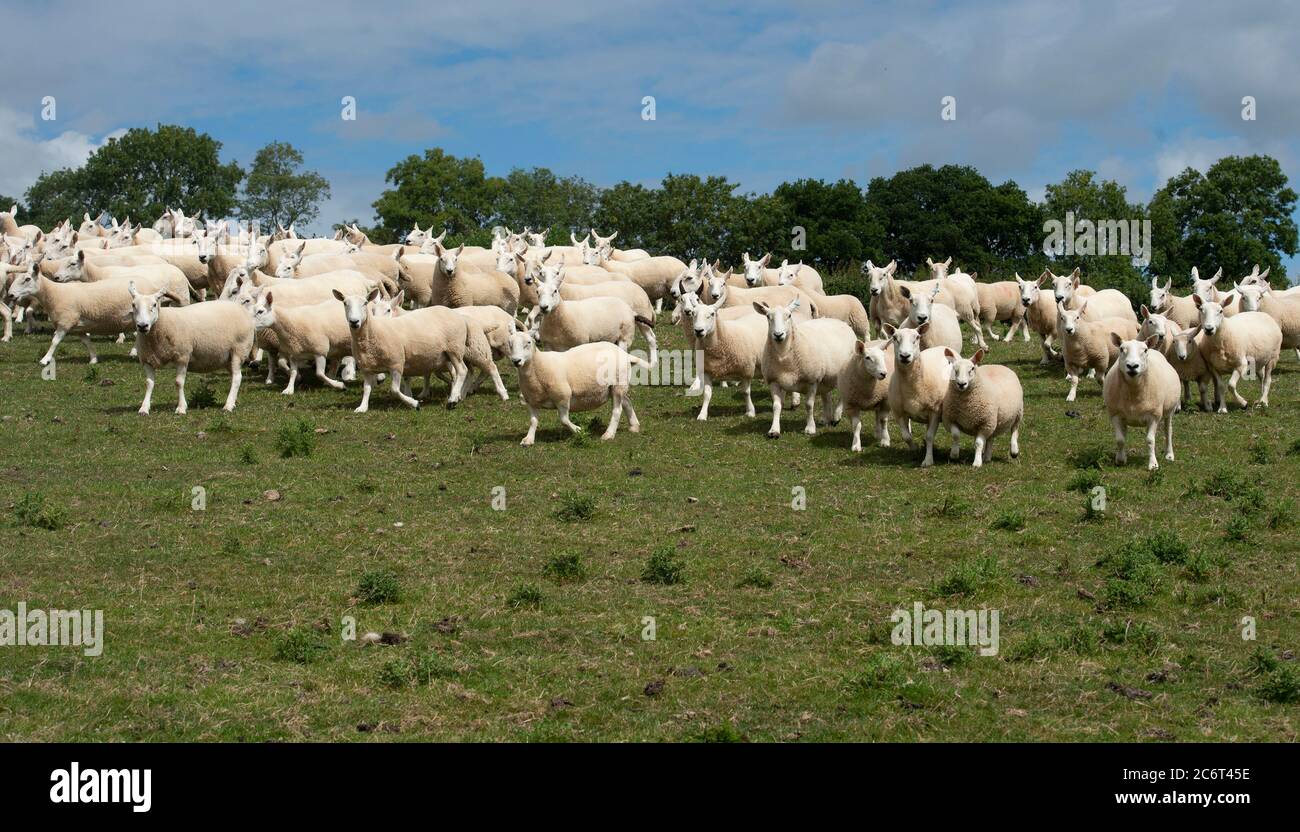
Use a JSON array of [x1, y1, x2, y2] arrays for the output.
[[0, 107, 122, 199]]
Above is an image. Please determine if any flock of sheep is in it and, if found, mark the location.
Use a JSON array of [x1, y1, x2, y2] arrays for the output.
[[2, 204, 1297, 470]]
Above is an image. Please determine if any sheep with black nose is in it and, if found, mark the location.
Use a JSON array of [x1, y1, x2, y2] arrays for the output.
[[1103, 334, 1181, 471], [941, 348, 1023, 468]]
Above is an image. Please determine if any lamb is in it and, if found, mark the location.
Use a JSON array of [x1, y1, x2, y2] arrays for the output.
[[1056, 300, 1140, 402], [508, 324, 649, 445], [1235, 279, 1300, 361], [974, 280, 1029, 342], [333, 288, 504, 412], [1138, 309, 1216, 412], [248, 293, 355, 394], [128, 285, 255, 415], [754, 297, 857, 438], [1053, 270, 1136, 323], [687, 293, 769, 420], [1149, 276, 1199, 330], [900, 284, 963, 352], [1014, 272, 1062, 364], [941, 348, 1023, 468], [5, 263, 192, 377], [1192, 293, 1282, 411], [837, 338, 894, 452], [776, 267, 868, 336], [530, 268, 654, 365], [883, 322, 951, 467], [1103, 335, 1181, 470]]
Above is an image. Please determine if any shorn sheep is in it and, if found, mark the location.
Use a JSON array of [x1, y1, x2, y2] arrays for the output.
[[837, 338, 894, 452], [507, 325, 650, 446], [128, 284, 255, 415], [941, 348, 1023, 468], [1103, 334, 1181, 471], [883, 322, 951, 467], [900, 284, 963, 352], [754, 297, 856, 438], [1056, 299, 1139, 402], [1192, 293, 1282, 412], [249, 293, 354, 395], [975, 280, 1029, 342]]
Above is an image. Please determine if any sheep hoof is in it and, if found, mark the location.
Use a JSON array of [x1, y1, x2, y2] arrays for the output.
[[766, 430, 780, 439], [222, 405, 235, 413], [137, 408, 149, 416], [38, 356, 50, 366]]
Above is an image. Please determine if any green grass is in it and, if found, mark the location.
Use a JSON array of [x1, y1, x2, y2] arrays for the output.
[[0, 311, 1297, 741]]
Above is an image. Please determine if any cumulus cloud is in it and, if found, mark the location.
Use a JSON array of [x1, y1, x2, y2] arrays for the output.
[[0, 106, 123, 199]]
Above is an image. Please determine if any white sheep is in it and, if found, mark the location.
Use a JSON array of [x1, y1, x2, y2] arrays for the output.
[[1192, 293, 1282, 411], [837, 338, 894, 452], [1148, 276, 1199, 330], [687, 294, 769, 420], [883, 322, 951, 467], [1138, 309, 1216, 412], [1014, 272, 1062, 364], [900, 283, 963, 352], [1052, 270, 1136, 323], [941, 347, 1023, 468], [754, 297, 857, 438], [128, 285, 255, 415], [248, 294, 355, 395], [975, 280, 1029, 342], [1235, 279, 1300, 361], [776, 267, 869, 336], [508, 325, 649, 445], [922, 258, 986, 348], [531, 267, 654, 364], [1056, 300, 1139, 402], [1103, 334, 1181, 470]]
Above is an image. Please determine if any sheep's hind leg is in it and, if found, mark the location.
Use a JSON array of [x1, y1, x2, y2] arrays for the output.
[[1112, 416, 1127, 465], [875, 410, 891, 447], [1227, 364, 1248, 408], [39, 328, 67, 377], [742, 380, 755, 418], [850, 413, 863, 452], [696, 371, 713, 421], [81, 334, 98, 364], [175, 363, 189, 415], [804, 384, 819, 435], [971, 434, 987, 468], [623, 393, 640, 433], [315, 355, 345, 389], [602, 392, 624, 440], [949, 425, 962, 461], [1257, 361, 1274, 407], [558, 402, 581, 435], [224, 356, 242, 412], [282, 361, 298, 395], [1145, 419, 1159, 470], [139, 364, 156, 415], [920, 412, 939, 467], [1163, 410, 1175, 462]]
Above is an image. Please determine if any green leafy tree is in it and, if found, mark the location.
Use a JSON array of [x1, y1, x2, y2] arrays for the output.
[[1148, 155, 1297, 285], [493, 167, 599, 242], [1041, 169, 1149, 300], [769, 178, 885, 272], [239, 142, 330, 231], [591, 182, 658, 251], [371, 148, 498, 245], [24, 124, 243, 228]]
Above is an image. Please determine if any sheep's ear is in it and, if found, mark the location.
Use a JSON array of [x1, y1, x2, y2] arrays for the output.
[[1144, 335, 1160, 349], [1071, 274, 1081, 288], [1077, 298, 1089, 315], [943, 347, 956, 363], [455, 244, 465, 255], [882, 323, 896, 339], [264, 291, 273, 307], [332, 289, 346, 302], [366, 287, 380, 302], [1109, 332, 1123, 349], [752, 301, 770, 316], [392, 290, 405, 307], [1221, 292, 1237, 307], [787, 296, 801, 313], [1191, 266, 1200, 280], [899, 285, 911, 299], [917, 321, 930, 335], [926, 257, 935, 267], [943, 257, 952, 268], [1184, 325, 1201, 339], [759, 253, 771, 267], [1192, 294, 1204, 308], [1140, 304, 1150, 319], [1211, 267, 1222, 282], [128, 281, 138, 298], [854, 339, 866, 355], [1258, 267, 1271, 283], [884, 260, 896, 275], [972, 348, 986, 365]]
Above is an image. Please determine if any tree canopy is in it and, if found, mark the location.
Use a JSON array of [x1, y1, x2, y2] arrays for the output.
[[239, 142, 330, 231]]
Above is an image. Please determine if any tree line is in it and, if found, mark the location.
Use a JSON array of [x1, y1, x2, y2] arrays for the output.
[[13, 124, 1298, 298]]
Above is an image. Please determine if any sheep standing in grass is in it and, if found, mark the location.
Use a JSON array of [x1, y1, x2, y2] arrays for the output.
[[249, 293, 354, 395], [1235, 279, 1300, 361], [900, 284, 962, 352], [1139, 309, 1216, 412], [508, 326, 649, 446], [1057, 300, 1139, 402], [884, 322, 951, 466], [1149, 277, 1199, 330], [941, 348, 1023, 468], [530, 267, 654, 365], [687, 293, 769, 420], [1015, 272, 1061, 364], [776, 266, 869, 337], [1053, 270, 1136, 323], [1193, 293, 1282, 412], [1103, 334, 1181, 470], [129, 285, 255, 415], [975, 280, 1029, 342], [837, 338, 894, 451], [755, 297, 856, 438]]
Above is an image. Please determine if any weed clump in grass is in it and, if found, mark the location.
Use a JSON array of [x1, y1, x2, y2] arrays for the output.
[[206, 415, 235, 434], [1006, 631, 1056, 662], [1256, 665, 1300, 704], [189, 381, 218, 410], [379, 652, 457, 688], [553, 491, 595, 522], [1067, 445, 1108, 470], [82, 365, 99, 383], [1097, 543, 1163, 609], [1080, 494, 1105, 522], [694, 723, 747, 742], [1266, 500, 1293, 530], [989, 510, 1026, 532], [843, 653, 908, 693], [931, 644, 971, 667], [274, 627, 329, 664], [1199, 470, 1265, 512], [642, 546, 684, 585], [239, 445, 259, 465], [1067, 469, 1103, 494], [737, 567, 773, 589], [13, 492, 66, 530], [1223, 515, 1250, 543], [1101, 619, 1160, 654], [507, 583, 544, 609], [1248, 438, 1273, 465], [275, 418, 316, 458], [543, 552, 586, 583], [221, 534, 247, 557], [356, 570, 401, 605], [934, 555, 1000, 597]]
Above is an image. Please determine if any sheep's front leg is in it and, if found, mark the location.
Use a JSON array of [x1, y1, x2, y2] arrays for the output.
[[696, 371, 713, 420], [81, 334, 98, 364], [602, 392, 624, 440], [446, 357, 468, 406], [921, 412, 940, 467], [1009, 425, 1020, 458], [175, 363, 189, 415], [39, 328, 67, 376], [139, 364, 156, 415], [263, 350, 276, 385], [949, 425, 962, 460], [1197, 379, 1210, 412], [899, 417, 913, 448], [0, 301, 11, 343], [768, 383, 783, 438], [282, 361, 299, 395], [1112, 416, 1127, 464], [224, 358, 242, 412], [742, 379, 755, 418], [972, 434, 988, 468], [340, 356, 357, 382], [1227, 363, 1248, 408], [1258, 362, 1274, 407], [968, 318, 988, 350], [1145, 418, 1160, 470], [1038, 335, 1054, 365], [640, 323, 658, 368], [315, 355, 345, 389], [355, 373, 376, 413], [521, 405, 540, 446], [1163, 410, 1175, 462], [804, 384, 819, 435], [390, 370, 421, 409], [850, 413, 863, 452], [875, 410, 891, 447], [1065, 368, 1080, 402], [485, 363, 509, 401], [558, 402, 581, 434]]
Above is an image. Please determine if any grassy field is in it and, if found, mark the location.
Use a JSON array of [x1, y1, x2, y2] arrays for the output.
[[0, 310, 1297, 742]]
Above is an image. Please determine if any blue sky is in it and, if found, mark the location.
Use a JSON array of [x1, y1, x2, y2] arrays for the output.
[[2, 0, 1297, 276]]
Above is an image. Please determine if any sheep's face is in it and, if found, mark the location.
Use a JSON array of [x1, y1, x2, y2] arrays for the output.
[[1172, 326, 1199, 361], [906, 285, 941, 326], [368, 292, 403, 318], [884, 323, 927, 366], [946, 347, 984, 391], [1057, 302, 1085, 336], [858, 340, 890, 381], [1235, 282, 1265, 312], [6, 267, 38, 302], [754, 297, 801, 343], [1016, 275, 1043, 308], [1194, 294, 1229, 336], [507, 331, 536, 366], [863, 260, 896, 297], [591, 231, 616, 250], [128, 285, 164, 333], [536, 270, 564, 313], [250, 292, 277, 330], [407, 226, 429, 247], [526, 231, 547, 248], [1149, 278, 1172, 312], [926, 257, 952, 280], [742, 253, 770, 287], [334, 290, 374, 330], [580, 243, 602, 266], [194, 231, 217, 264], [670, 263, 700, 300], [53, 254, 83, 283], [437, 244, 465, 275], [494, 251, 515, 274], [689, 299, 722, 338], [1051, 271, 1078, 304], [344, 241, 362, 255], [776, 261, 801, 287], [1113, 337, 1157, 378], [1138, 312, 1169, 345]]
